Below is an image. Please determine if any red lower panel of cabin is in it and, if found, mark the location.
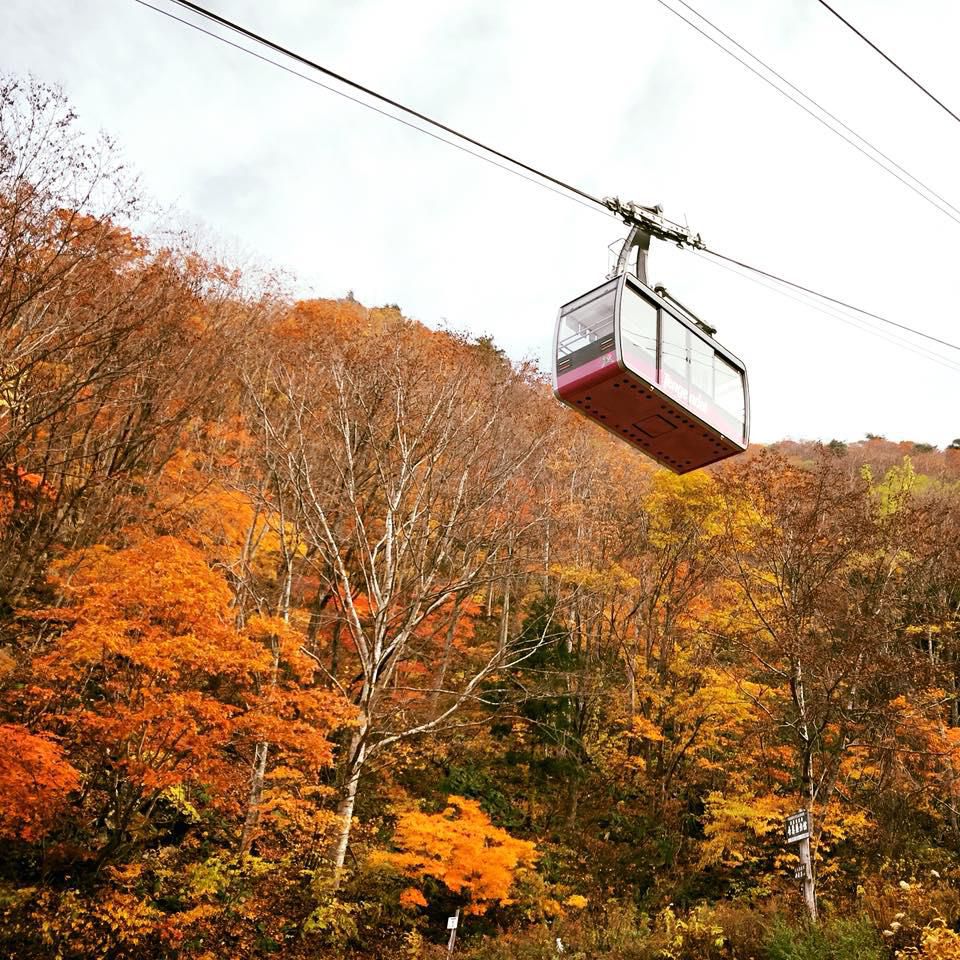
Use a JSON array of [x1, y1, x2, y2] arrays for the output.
[[557, 366, 743, 474]]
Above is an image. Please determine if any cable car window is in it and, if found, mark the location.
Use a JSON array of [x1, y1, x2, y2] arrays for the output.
[[659, 312, 689, 402], [620, 286, 658, 377], [557, 282, 617, 358], [714, 354, 745, 437], [689, 334, 714, 398]]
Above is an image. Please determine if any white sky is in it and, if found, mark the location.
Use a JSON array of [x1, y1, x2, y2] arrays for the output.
[[5, 0, 959, 446]]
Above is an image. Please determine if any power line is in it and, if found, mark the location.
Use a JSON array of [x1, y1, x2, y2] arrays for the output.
[[696, 251, 960, 374], [130, 0, 960, 358], [701, 248, 960, 353], [131, 0, 609, 217], [813, 0, 960, 126], [653, 0, 960, 226], [134, 0, 611, 218]]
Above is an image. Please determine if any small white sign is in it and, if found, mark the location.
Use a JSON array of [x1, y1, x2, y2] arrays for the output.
[[447, 916, 459, 930], [785, 810, 811, 844]]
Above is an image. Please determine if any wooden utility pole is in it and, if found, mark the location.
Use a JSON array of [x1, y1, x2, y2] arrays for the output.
[[786, 809, 818, 922], [798, 832, 817, 922]]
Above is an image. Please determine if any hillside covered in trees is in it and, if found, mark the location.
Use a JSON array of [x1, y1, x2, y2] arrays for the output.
[[5, 76, 960, 960]]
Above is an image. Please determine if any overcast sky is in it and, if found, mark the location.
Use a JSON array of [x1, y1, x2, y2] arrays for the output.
[[5, 0, 960, 446]]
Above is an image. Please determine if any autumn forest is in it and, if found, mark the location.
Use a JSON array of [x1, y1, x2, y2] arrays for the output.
[[5, 76, 960, 960]]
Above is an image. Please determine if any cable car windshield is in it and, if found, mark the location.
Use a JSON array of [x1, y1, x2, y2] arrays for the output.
[[557, 281, 617, 359]]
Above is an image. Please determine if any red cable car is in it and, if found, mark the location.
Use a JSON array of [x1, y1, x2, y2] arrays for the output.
[[553, 223, 749, 473]]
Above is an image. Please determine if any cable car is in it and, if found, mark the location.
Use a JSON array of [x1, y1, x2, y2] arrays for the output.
[[553, 225, 749, 474]]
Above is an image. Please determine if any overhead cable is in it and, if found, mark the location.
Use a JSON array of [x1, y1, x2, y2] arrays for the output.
[[131, 0, 612, 217], [130, 0, 960, 357], [653, 0, 960, 225], [700, 248, 960, 353], [696, 251, 960, 375], [813, 0, 960, 126]]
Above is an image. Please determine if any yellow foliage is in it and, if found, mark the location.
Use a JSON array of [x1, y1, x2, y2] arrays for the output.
[[404, 928, 425, 958], [654, 903, 726, 960], [701, 792, 789, 867], [909, 921, 960, 959], [542, 898, 564, 918], [644, 471, 725, 547], [630, 714, 664, 743], [373, 795, 538, 913]]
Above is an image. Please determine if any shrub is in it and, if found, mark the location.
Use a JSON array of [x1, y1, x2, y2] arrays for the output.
[[764, 917, 884, 960], [913, 920, 960, 959], [708, 901, 770, 959]]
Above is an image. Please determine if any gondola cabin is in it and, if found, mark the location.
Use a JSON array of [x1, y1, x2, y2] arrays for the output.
[[553, 272, 749, 473]]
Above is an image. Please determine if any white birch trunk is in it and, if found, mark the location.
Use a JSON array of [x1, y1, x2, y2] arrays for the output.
[[239, 740, 269, 854], [332, 724, 368, 889]]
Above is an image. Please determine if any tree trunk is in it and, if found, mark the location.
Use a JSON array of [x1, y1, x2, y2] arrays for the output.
[[625, 656, 637, 721], [543, 525, 551, 592], [499, 578, 511, 652], [332, 724, 367, 889], [433, 599, 462, 706], [239, 740, 269, 854], [793, 656, 819, 923], [929, 627, 960, 838], [329, 620, 342, 679], [565, 777, 579, 830], [240, 624, 283, 855]]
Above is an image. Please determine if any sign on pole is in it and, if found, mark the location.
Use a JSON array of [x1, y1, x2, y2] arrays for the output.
[[785, 809, 817, 922], [785, 810, 810, 844], [446, 907, 461, 957]]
